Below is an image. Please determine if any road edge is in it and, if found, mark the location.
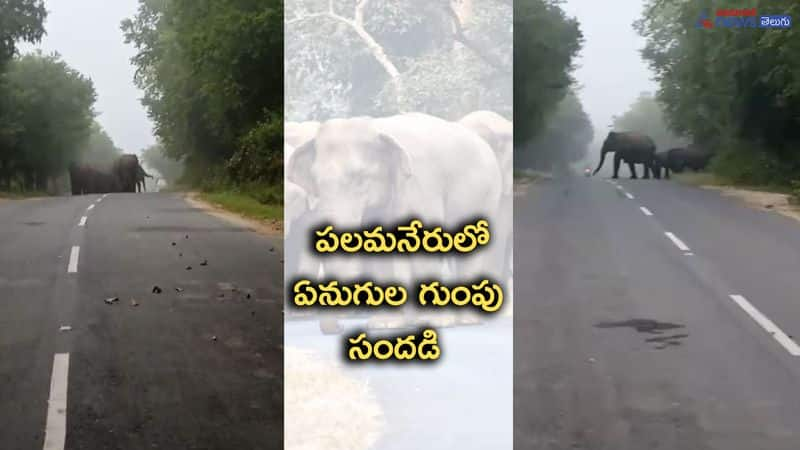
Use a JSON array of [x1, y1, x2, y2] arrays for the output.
[[700, 184, 800, 225], [183, 191, 283, 238]]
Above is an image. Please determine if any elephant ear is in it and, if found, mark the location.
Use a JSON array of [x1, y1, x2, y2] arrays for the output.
[[286, 139, 316, 195], [377, 133, 412, 182]]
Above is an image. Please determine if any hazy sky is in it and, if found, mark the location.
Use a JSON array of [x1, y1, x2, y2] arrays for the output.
[[19, 0, 154, 154], [562, 0, 658, 149], [14, 1, 654, 158]]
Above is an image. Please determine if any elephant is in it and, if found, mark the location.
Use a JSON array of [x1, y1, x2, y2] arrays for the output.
[[112, 154, 141, 192], [652, 151, 671, 179], [592, 131, 657, 179], [68, 163, 120, 195], [457, 110, 513, 301], [285, 121, 320, 150], [136, 165, 153, 192], [284, 142, 322, 279], [287, 113, 504, 292], [665, 144, 713, 173]]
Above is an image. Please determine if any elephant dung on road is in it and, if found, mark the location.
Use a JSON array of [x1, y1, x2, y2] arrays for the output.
[[592, 131, 657, 179]]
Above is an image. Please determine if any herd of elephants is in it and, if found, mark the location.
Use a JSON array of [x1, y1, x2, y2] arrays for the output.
[[592, 131, 712, 179], [69, 154, 152, 195]]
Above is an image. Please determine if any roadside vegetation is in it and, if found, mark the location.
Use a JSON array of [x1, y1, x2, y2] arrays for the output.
[[634, 0, 800, 202], [0, 1, 127, 196], [122, 0, 283, 221], [514, 0, 593, 174]]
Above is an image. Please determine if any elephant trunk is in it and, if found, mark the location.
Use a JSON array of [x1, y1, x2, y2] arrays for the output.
[[592, 149, 608, 176]]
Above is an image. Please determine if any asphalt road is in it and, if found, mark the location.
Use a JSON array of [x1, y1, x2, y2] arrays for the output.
[[0, 192, 283, 450], [514, 173, 800, 450]]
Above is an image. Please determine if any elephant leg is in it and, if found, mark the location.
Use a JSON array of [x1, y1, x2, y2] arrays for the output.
[[612, 153, 621, 179], [643, 163, 651, 179], [665, 166, 671, 179], [628, 161, 638, 179]]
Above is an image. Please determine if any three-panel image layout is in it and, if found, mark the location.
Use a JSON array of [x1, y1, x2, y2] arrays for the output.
[[1, 1, 798, 449]]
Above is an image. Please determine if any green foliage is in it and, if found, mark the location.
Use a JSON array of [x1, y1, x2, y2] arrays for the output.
[[122, 0, 283, 186], [0, 0, 47, 66], [514, 0, 583, 147], [226, 112, 282, 185], [612, 92, 690, 151], [636, 0, 800, 186], [0, 51, 96, 191], [516, 89, 594, 170]]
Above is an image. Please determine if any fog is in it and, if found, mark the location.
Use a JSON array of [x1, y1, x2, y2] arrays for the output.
[[562, 0, 658, 162], [18, 0, 155, 155]]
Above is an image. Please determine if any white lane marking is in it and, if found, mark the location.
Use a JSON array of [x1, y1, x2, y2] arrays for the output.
[[664, 232, 691, 252], [43, 353, 69, 450], [78, 216, 87, 227], [640, 206, 654, 216], [616, 185, 623, 190], [67, 246, 80, 273], [624, 192, 635, 200], [102, 194, 108, 199], [86, 204, 94, 211], [683, 252, 694, 256], [729, 294, 800, 356]]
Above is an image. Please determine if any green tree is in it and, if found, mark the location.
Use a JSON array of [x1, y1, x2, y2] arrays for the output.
[[122, 0, 283, 184], [0, 51, 96, 190], [517, 89, 594, 170], [514, 0, 583, 148], [0, 0, 47, 67], [636, 0, 800, 185]]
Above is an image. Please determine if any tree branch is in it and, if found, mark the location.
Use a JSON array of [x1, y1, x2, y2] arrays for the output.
[[444, 1, 508, 71]]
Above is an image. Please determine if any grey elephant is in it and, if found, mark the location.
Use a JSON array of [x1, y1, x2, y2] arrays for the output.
[[652, 151, 671, 179], [68, 163, 120, 194], [112, 154, 141, 192], [666, 144, 713, 173], [592, 131, 657, 179]]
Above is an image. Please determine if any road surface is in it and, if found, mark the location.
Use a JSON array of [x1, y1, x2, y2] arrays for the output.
[[0, 193, 282, 450], [515, 173, 800, 450]]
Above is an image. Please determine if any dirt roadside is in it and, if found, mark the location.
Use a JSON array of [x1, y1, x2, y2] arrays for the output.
[[183, 191, 283, 237], [701, 185, 800, 224]]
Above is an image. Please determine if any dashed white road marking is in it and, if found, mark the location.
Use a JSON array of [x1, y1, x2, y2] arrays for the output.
[[664, 232, 691, 252], [683, 252, 694, 256], [729, 294, 800, 356], [102, 193, 108, 199], [624, 192, 635, 200], [640, 206, 654, 216], [77, 216, 87, 227], [43, 353, 69, 450], [86, 204, 94, 211], [67, 246, 80, 273]]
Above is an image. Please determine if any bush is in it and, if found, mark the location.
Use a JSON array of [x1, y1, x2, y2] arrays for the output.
[[710, 141, 800, 187], [226, 112, 282, 185]]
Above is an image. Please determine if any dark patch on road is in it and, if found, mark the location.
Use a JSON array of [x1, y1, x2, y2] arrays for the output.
[[22, 221, 45, 226], [595, 319, 688, 349], [594, 318, 685, 334]]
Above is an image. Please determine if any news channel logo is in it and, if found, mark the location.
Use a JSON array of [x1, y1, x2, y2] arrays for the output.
[[695, 9, 791, 29]]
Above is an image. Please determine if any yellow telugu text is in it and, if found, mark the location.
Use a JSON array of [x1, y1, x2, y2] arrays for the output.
[[291, 279, 503, 313], [347, 329, 441, 361], [314, 219, 490, 254]]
